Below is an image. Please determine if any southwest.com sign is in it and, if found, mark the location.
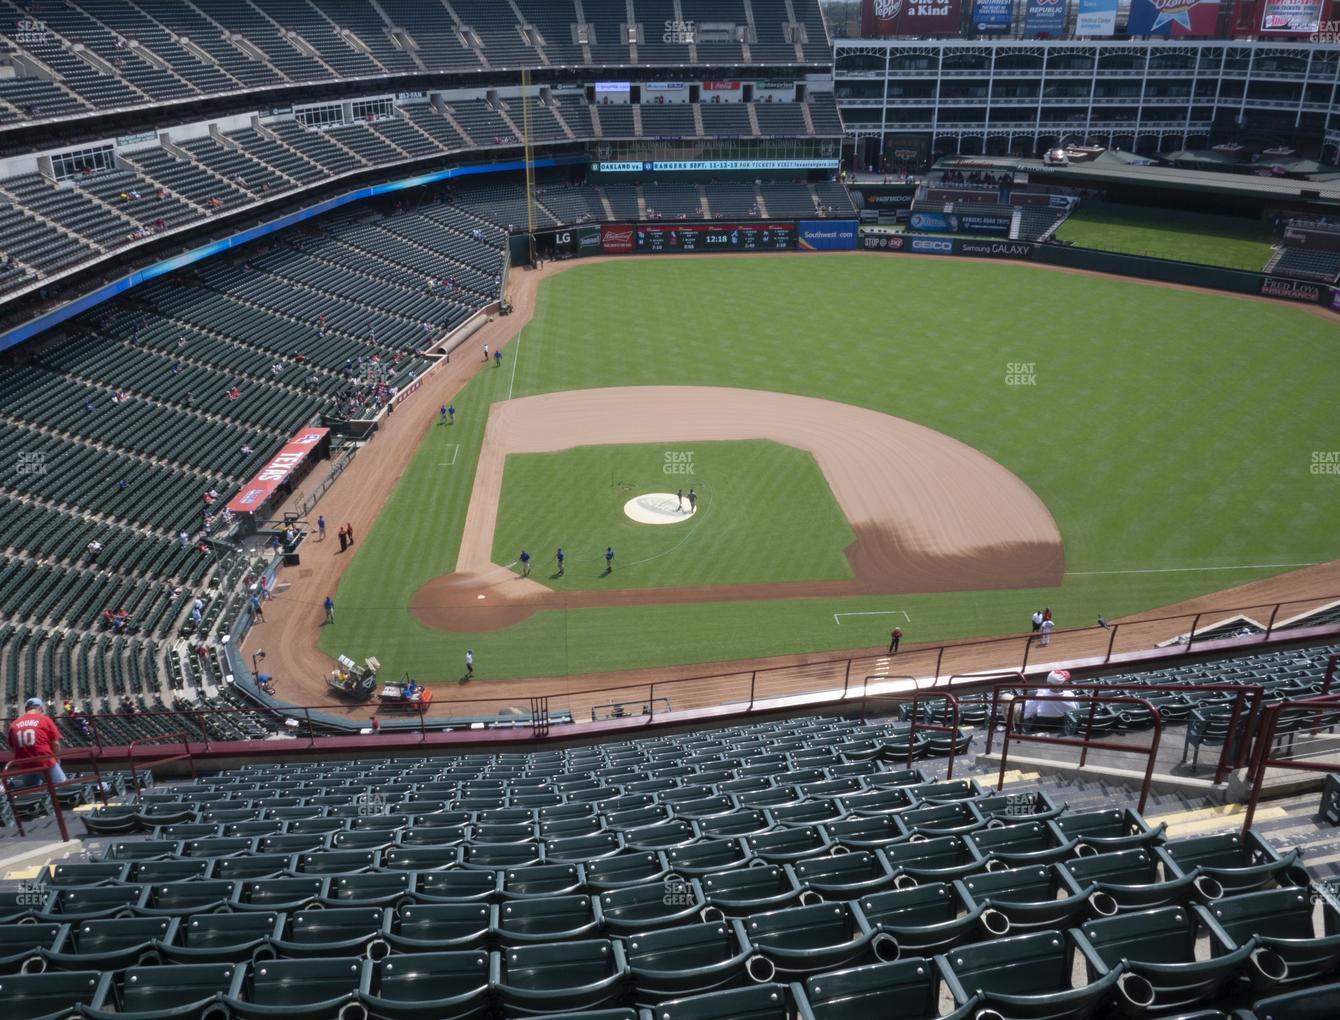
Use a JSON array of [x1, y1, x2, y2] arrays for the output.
[[595, 159, 840, 173], [798, 221, 858, 250]]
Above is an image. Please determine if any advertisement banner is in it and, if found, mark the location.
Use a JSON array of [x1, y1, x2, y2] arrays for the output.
[[1332, 289, 1340, 312], [1258, 0, 1323, 30], [862, 0, 964, 33], [798, 221, 858, 250], [958, 214, 1014, 235], [958, 239, 1035, 259], [862, 0, 902, 34], [601, 223, 635, 254], [901, 0, 966, 32], [596, 159, 838, 173], [576, 224, 602, 255], [1075, 0, 1119, 33], [972, 0, 1016, 30], [1127, 0, 1219, 34], [861, 234, 1034, 259], [1259, 276, 1323, 303], [909, 211, 955, 232], [858, 189, 916, 209], [227, 428, 329, 514], [1023, 0, 1068, 32], [701, 80, 741, 90]]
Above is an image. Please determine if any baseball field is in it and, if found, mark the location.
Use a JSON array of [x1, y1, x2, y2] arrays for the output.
[[320, 254, 1339, 681]]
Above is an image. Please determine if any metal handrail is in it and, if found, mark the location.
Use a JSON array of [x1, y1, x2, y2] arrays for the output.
[[126, 731, 197, 794], [858, 690, 963, 779], [995, 692, 1163, 814], [1241, 693, 1340, 836], [0, 755, 109, 842], [984, 681, 1262, 785]]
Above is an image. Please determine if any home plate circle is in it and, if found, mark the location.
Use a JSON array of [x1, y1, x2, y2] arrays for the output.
[[624, 492, 696, 525]]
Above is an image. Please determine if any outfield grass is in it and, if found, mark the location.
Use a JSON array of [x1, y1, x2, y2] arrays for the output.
[[322, 256, 1339, 681], [1055, 202, 1274, 271], [490, 441, 853, 589]]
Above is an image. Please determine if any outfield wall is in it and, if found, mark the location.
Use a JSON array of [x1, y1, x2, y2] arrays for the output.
[[529, 221, 1338, 313]]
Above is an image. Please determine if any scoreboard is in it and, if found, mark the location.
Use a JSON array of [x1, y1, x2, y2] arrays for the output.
[[634, 223, 795, 253]]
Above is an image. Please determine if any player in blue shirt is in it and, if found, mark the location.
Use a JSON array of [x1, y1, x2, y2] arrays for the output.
[[604, 547, 614, 574], [555, 547, 565, 576], [519, 550, 531, 577]]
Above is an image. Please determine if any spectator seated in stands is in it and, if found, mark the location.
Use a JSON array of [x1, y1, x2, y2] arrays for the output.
[[1021, 669, 1081, 728]]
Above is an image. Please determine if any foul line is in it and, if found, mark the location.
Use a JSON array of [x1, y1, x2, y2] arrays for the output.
[[438, 444, 459, 466], [834, 610, 911, 625], [1066, 562, 1320, 577], [506, 328, 521, 401]]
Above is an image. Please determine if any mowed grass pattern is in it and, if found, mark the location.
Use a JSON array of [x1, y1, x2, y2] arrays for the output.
[[1055, 202, 1274, 271], [322, 256, 1339, 680], [489, 441, 855, 589]]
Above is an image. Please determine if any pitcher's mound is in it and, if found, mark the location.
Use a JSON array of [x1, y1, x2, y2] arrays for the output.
[[624, 492, 697, 525]]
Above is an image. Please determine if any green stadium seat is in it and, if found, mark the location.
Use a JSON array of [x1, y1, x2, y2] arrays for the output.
[[1073, 904, 1285, 1011], [623, 919, 754, 1004], [270, 907, 390, 959], [223, 957, 362, 1020], [39, 915, 177, 971], [1058, 848, 1220, 911], [744, 826, 833, 864], [158, 911, 283, 965], [956, 863, 1113, 933], [124, 859, 212, 884], [699, 864, 803, 917], [1051, 808, 1165, 853], [939, 929, 1131, 1019], [793, 850, 897, 898], [1156, 831, 1307, 896], [40, 884, 144, 921], [855, 882, 1008, 957], [636, 982, 796, 1019], [884, 835, 985, 882], [494, 895, 602, 944], [1239, 978, 1340, 1019], [136, 880, 237, 916], [492, 938, 628, 1016], [499, 864, 585, 900], [823, 814, 909, 850], [232, 877, 327, 912], [382, 845, 459, 872], [599, 877, 707, 934], [624, 820, 700, 851], [666, 840, 752, 877], [734, 901, 882, 979], [387, 903, 491, 951], [899, 802, 986, 837], [0, 923, 65, 975], [83, 962, 238, 1020], [396, 825, 469, 848], [1198, 887, 1340, 986], [696, 811, 774, 840], [799, 958, 983, 1020], [967, 820, 1080, 867], [0, 970, 111, 1020], [358, 951, 490, 1020], [460, 842, 543, 870], [213, 855, 293, 881], [45, 861, 127, 886], [323, 872, 413, 908], [414, 869, 499, 903]]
